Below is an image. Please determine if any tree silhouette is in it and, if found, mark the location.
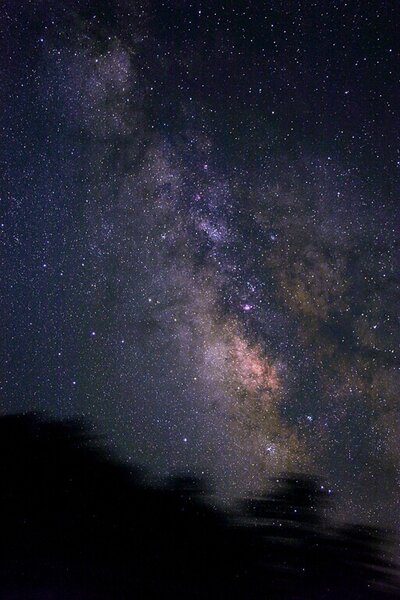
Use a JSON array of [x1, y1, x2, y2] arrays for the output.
[[0, 414, 397, 599]]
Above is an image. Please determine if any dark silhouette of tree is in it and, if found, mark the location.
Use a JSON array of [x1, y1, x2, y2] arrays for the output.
[[238, 476, 400, 598], [0, 414, 397, 599]]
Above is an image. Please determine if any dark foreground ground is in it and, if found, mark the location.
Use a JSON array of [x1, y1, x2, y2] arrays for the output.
[[0, 414, 398, 599]]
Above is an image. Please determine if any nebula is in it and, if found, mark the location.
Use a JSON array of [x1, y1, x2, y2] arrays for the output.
[[1, 0, 398, 525]]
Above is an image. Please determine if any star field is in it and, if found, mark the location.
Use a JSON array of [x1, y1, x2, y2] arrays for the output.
[[1, 0, 399, 526]]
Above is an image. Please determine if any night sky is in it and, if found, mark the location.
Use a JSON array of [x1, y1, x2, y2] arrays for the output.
[[1, 1, 399, 525]]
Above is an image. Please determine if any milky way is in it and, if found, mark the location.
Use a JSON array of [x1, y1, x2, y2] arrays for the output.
[[1, 1, 399, 525]]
